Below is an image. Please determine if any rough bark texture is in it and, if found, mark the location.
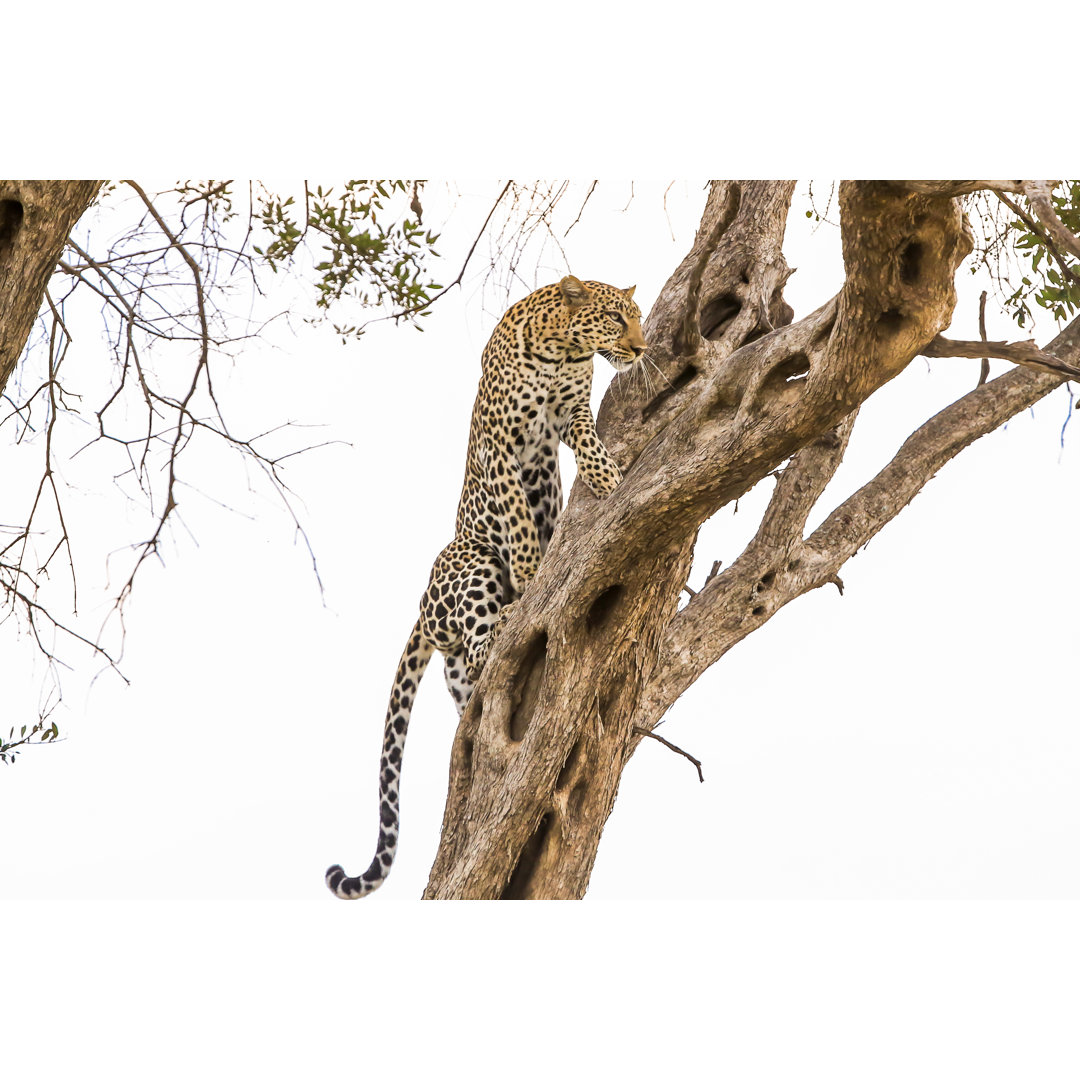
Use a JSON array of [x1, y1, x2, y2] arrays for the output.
[[423, 180, 989, 899], [0, 181, 101, 398]]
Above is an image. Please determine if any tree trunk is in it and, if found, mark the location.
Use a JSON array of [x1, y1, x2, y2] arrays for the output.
[[423, 180, 981, 898], [0, 180, 101, 398]]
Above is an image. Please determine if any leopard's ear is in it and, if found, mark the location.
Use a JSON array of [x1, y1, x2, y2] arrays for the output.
[[560, 275, 591, 308], [622, 285, 636, 299]]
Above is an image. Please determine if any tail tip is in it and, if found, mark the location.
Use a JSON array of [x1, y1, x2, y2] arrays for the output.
[[326, 862, 387, 900], [325, 864, 350, 896]]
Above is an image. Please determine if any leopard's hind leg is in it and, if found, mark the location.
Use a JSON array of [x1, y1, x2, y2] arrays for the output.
[[423, 538, 515, 684]]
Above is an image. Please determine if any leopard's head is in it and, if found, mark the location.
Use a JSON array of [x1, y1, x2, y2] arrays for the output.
[[558, 276, 646, 370]]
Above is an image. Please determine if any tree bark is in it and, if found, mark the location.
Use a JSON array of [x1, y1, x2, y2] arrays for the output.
[[424, 180, 979, 899], [0, 180, 102, 399]]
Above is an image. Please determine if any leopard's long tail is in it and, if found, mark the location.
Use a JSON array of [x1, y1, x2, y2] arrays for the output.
[[326, 620, 435, 899]]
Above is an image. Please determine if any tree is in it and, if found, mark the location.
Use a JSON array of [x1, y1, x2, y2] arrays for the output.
[[420, 180, 1080, 898], [2, 179, 1077, 899]]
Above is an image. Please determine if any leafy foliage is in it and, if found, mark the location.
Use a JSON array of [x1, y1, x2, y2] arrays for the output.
[[1, 719, 59, 765], [1001, 182, 1080, 329], [255, 181, 441, 340]]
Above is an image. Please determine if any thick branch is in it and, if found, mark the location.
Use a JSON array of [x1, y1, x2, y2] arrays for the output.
[[674, 182, 742, 356], [636, 411, 857, 731], [756, 412, 859, 547], [804, 316, 1080, 571], [0, 181, 102, 399], [923, 334, 1080, 381], [889, 181, 1023, 198], [636, 314, 1080, 732], [597, 180, 798, 467]]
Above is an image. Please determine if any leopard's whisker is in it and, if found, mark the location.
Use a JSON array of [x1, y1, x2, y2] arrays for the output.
[[639, 355, 655, 399], [642, 351, 673, 390]]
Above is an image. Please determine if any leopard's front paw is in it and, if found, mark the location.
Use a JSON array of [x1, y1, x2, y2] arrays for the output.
[[590, 470, 621, 498]]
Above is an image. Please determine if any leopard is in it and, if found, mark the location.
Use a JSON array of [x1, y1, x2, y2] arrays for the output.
[[326, 275, 646, 899]]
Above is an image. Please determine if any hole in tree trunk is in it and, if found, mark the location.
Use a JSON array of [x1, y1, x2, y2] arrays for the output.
[[0, 200, 24, 262], [508, 631, 547, 742], [566, 779, 588, 820], [641, 362, 697, 420], [556, 738, 583, 791], [500, 812, 553, 900], [586, 584, 624, 632], [876, 308, 907, 336], [699, 293, 740, 340], [763, 351, 810, 398], [461, 737, 473, 783], [900, 241, 924, 284]]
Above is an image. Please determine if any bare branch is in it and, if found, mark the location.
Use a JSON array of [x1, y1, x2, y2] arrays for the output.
[[889, 180, 1023, 197], [632, 726, 704, 782], [923, 334, 1080, 381], [563, 180, 598, 238], [635, 314, 1080, 737], [978, 290, 990, 387], [802, 318, 1080, 573], [757, 412, 858, 547]]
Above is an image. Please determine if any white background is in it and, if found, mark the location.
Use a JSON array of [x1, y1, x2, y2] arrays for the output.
[[6, 5, 1079, 1075]]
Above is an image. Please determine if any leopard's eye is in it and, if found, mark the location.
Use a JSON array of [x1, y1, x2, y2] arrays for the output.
[[605, 311, 626, 326]]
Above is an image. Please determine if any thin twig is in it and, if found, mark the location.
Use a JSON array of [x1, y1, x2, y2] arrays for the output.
[[633, 725, 704, 782], [563, 181, 598, 238], [978, 290, 990, 386]]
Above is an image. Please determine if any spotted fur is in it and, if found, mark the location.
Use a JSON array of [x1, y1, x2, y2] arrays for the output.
[[326, 276, 646, 898]]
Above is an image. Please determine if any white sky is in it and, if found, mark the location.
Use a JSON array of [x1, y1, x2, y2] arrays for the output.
[[6, 178, 1079, 1074], [4, 180, 1076, 907]]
